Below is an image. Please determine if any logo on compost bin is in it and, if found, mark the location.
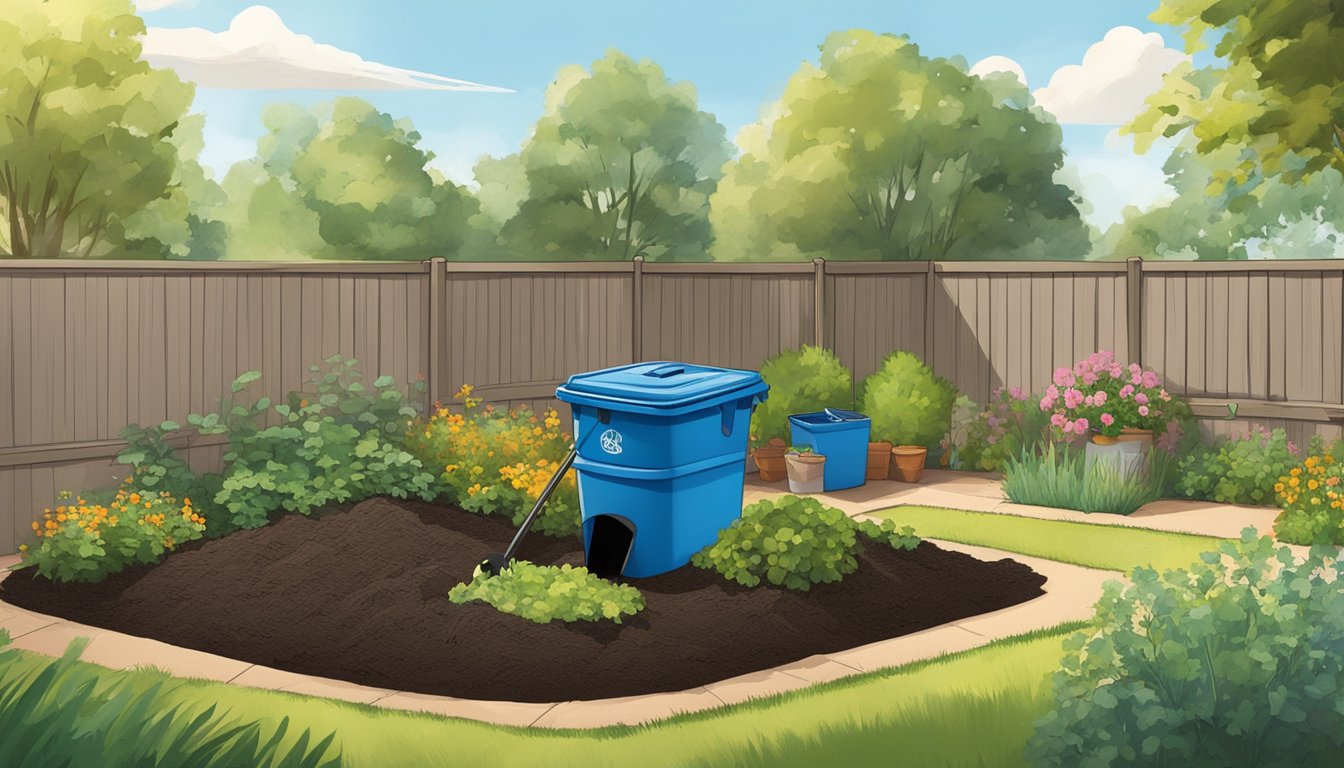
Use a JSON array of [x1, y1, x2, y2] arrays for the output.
[[600, 429, 623, 455]]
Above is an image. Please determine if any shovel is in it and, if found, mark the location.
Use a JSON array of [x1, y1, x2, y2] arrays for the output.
[[477, 448, 577, 577]]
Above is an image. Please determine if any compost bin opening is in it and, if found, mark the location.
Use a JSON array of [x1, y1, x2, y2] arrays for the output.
[[586, 514, 635, 579]]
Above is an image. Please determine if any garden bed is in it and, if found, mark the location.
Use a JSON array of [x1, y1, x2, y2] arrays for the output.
[[0, 498, 1046, 702]]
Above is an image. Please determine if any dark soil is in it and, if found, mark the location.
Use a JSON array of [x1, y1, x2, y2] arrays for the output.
[[1, 498, 1046, 702]]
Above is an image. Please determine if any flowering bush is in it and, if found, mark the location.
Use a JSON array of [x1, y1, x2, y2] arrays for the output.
[[19, 484, 206, 583], [1273, 451, 1344, 545], [1177, 426, 1301, 505], [957, 387, 1051, 472], [1039, 351, 1182, 442], [406, 385, 581, 537]]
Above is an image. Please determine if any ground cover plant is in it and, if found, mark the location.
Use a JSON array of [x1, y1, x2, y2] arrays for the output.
[[17, 485, 205, 583], [449, 561, 645, 624], [1002, 443, 1172, 516], [1027, 530, 1344, 768], [748, 346, 854, 447], [1176, 426, 1303, 506], [0, 630, 339, 768], [1273, 449, 1344, 545], [406, 385, 580, 537], [860, 351, 957, 448], [691, 495, 919, 591]]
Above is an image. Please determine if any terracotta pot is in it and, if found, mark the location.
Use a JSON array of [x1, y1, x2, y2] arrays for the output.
[[1091, 433, 1118, 446], [1114, 428, 1154, 452], [891, 445, 928, 483], [753, 437, 788, 482], [785, 452, 827, 494], [866, 441, 893, 480]]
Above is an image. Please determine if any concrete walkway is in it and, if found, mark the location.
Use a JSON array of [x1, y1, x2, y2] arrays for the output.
[[0, 472, 1285, 730]]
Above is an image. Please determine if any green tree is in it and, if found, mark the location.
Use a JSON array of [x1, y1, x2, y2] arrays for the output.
[[1130, 0, 1344, 187], [711, 30, 1087, 262], [477, 51, 732, 261], [1099, 136, 1344, 261], [222, 98, 479, 260], [0, 0, 198, 259]]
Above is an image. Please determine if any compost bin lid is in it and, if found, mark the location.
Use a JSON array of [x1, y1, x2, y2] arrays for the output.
[[557, 362, 765, 410]]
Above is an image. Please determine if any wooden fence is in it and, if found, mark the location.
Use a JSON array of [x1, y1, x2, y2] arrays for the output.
[[2, 257, 1342, 554]]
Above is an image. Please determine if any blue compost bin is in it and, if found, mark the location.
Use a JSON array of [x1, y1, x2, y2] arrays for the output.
[[789, 409, 871, 491], [556, 362, 768, 578]]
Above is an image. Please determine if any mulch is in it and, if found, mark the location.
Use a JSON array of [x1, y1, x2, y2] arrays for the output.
[[0, 498, 1046, 702]]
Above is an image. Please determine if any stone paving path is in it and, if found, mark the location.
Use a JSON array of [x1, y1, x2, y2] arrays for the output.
[[0, 473, 1280, 730]]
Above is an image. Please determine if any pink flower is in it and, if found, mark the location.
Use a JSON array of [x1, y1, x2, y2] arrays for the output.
[[986, 435, 998, 445], [1131, 372, 1144, 386], [1009, 386, 1024, 400], [1093, 391, 1108, 406], [1100, 413, 1115, 426], [1081, 371, 1098, 385], [1142, 371, 1160, 388], [1053, 368, 1074, 387], [1064, 388, 1085, 409], [1039, 396, 1055, 411], [1074, 418, 1090, 434], [1046, 385, 1059, 399], [1109, 364, 1123, 378], [1135, 392, 1149, 405], [1138, 405, 1150, 417], [1159, 389, 1170, 402], [1119, 384, 1135, 399], [1050, 413, 1067, 428], [1084, 394, 1095, 407]]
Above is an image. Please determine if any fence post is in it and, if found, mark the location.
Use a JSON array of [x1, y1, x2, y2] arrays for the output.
[[632, 256, 644, 362], [812, 258, 826, 347], [1125, 256, 1143, 366], [923, 260, 936, 362], [427, 257, 446, 407]]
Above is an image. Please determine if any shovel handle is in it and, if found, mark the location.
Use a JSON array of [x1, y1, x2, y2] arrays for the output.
[[498, 447, 578, 567]]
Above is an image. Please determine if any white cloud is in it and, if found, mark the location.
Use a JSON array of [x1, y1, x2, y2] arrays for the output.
[[1031, 26, 1187, 125], [141, 5, 511, 92], [969, 55, 1027, 87], [1065, 131, 1180, 230]]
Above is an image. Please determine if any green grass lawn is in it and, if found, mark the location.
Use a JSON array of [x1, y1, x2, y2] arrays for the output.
[[0, 507, 1235, 767], [873, 504, 1230, 572]]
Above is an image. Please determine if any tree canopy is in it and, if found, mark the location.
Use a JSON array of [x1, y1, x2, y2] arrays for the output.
[[0, 0, 198, 259], [220, 97, 479, 260], [476, 51, 733, 261], [710, 30, 1088, 261], [1129, 0, 1344, 188]]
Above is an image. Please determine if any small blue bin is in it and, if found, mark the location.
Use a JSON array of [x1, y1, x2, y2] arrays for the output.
[[556, 362, 768, 578], [789, 409, 871, 491]]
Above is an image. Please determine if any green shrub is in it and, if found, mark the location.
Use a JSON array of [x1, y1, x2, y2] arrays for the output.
[[0, 630, 340, 767], [750, 346, 853, 448], [405, 389, 580, 537], [691, 496, 919, 591], [448, 562, 644, 624], [1176, 426, 1302, 506], [1272, 450, 1344, 546], [860, 351, 957, 448], [208, 359, 437, 530], [1026, 530, 1344, 768], [116, 421, 227, 537], [957, 387, 1051, 472], [18, 485, 206, 584], [1003, 443, 1170, 516]]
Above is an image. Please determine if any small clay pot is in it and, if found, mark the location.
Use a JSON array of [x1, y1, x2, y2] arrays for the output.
[[891, 445, 929, 483], [753, 437, 788, 482], [866, 441, 893, 480]]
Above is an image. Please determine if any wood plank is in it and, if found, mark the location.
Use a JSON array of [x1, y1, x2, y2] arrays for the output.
[[0, 467, 13, 555], [1289, 273, 1323, 402], [1226, 274, 1250, 398], [1051, 275, 1073, 376], [1029, 275, 1053, 392], [0, 278, 13, 448], [1325, 273, 1343, 404], [1247, 273, 1269, 399], [1206, 273, 1229, 396], [1185, 274, 1206, 395], [1164, 276, 1187, 394]]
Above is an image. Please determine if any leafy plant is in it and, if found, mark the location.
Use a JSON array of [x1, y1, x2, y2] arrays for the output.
[[1272, 449, 1344, 546], [957, 387, 1051, 472], [448, 562, 644, 624], [115, 420, 226, 537], [1026, 530, 1344, 768], [406, 385, 580, 537], [1002, 443, 1170, 516], [1176, 426, 1302, 506], [17, 485, 205, 584], [749, 346, 854, 448], [211, 359, 437, 530], [0, 630, 340, 767], [860, 351, 957, 448], [691, 495, 919, 591]]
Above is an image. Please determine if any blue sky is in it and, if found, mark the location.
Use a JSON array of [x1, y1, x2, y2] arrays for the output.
[[138, 0, 1196, 230]]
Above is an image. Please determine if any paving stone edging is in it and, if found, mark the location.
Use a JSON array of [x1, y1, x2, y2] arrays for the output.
[[0, 539, 1114, 730]]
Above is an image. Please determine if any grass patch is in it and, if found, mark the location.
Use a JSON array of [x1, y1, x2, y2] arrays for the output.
[[1001, 443, 1171, 516], [0, 624, 1082, 768], [871, 504, 1228, 571]]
